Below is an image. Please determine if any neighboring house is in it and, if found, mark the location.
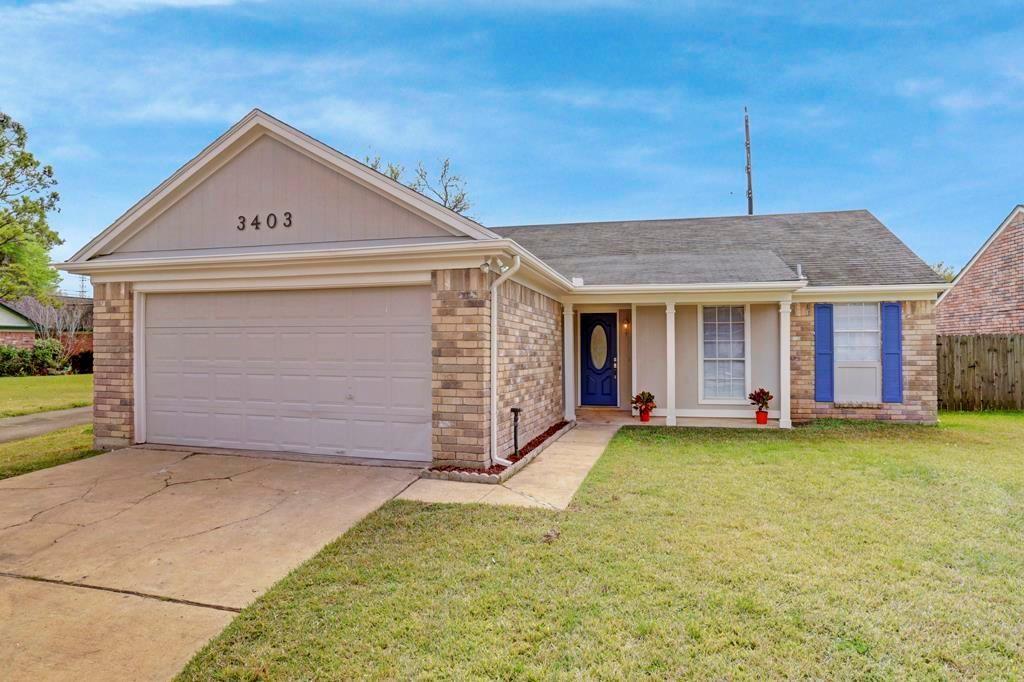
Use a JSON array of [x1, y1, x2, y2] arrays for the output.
[[0, 302, 36, 348], [59, 110, 948, 465], [936, 204, 1024, 335], [3, 295, 95, 354]]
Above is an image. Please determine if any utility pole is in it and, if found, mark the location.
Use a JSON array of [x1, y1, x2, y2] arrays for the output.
[[744, 106, 754, 215]]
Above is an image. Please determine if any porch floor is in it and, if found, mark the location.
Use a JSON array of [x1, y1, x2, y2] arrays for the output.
[[575, 407, 779, 429]]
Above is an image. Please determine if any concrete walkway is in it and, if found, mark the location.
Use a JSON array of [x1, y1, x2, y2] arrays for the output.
[[398, 423, 620, 510], [0, 406, 93, 443]]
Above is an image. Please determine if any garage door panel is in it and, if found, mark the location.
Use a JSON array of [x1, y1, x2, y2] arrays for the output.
[[145, 287, 431, 461]]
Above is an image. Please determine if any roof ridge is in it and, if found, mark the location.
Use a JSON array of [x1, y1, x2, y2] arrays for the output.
[[492, 209, 870, 230]]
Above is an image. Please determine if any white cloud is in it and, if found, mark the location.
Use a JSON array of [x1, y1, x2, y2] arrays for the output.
[[0, 0, 250, 26]]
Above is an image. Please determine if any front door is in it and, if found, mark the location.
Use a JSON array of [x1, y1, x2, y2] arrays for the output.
[[580, 313, 617, 406]]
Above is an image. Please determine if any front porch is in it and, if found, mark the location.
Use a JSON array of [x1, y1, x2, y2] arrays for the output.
[[575, 407, 781, 429], [563, 297, 794, 429]]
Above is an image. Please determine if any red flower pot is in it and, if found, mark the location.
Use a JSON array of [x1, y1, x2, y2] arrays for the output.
[[755, 410, 768, 425], [640, 409, 651, 422]]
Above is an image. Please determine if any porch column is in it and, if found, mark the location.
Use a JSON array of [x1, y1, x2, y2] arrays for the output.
[[779, 300, 793, 428], [563, 303, 576, 422], [665, 302, 676, 425]]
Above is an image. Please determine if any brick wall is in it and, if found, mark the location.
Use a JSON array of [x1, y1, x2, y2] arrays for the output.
[[936, 210, 1024, 334], [0, 331, 36, 348], [792, 300, 937, 423], [431, 269, 491, 468], [92, 282, 134, 449], [496, 280, 563, 458]]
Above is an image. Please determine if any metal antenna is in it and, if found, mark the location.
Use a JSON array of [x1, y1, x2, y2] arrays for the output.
[[744, 106, 754, 215]]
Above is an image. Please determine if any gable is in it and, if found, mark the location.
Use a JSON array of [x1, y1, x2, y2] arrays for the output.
[[107, 135, 459, 256], [936, 206, 1024, 334], [0, 304, 33, 329]]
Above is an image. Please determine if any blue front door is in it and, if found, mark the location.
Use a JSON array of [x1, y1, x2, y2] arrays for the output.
[[580, 313, 617, 406]]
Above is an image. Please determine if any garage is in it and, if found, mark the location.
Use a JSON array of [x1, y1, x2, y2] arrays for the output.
[[141, 286, 432, 462]]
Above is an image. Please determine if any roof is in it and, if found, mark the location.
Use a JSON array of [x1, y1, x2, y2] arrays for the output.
[[493, 210, 945, 287], [938, 204, 1024, 304], [3, 296, 93, 330]]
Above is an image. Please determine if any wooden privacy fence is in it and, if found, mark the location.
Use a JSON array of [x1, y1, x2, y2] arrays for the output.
[[937, 335, 1024, 410]]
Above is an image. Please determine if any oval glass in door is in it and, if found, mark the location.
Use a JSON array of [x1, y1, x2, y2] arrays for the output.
[[590, 324, 608, 369]]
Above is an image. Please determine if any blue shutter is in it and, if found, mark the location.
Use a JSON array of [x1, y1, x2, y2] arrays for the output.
[[881, 302, 903, 403], [814, 303, 834, 403]]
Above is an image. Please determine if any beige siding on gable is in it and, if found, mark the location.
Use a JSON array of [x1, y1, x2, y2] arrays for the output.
[[111, 135, 455, 255]]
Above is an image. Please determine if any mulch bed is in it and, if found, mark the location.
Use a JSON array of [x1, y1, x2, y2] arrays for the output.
[[430, 420, 569, 475]]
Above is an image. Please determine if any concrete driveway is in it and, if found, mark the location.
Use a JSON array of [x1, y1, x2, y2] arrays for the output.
[[0, 447, 419, 680]]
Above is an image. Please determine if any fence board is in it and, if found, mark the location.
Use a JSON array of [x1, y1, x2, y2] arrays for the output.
[[937, 335, 1024, 410]]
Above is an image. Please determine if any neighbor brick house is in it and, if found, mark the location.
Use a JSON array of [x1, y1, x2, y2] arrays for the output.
[[0, 302, 36, 348], [936, 204, 1024, 335], [59, 110, 949, 463]]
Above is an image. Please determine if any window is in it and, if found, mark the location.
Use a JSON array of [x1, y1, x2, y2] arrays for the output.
[[701, 305, 747, 401], [834, 303, 881, 402]]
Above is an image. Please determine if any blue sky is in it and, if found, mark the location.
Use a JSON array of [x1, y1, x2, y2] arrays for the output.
[[2, 0, 1022, 292]]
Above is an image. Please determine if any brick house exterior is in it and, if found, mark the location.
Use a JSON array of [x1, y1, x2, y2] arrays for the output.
[[495, 279, 564, 458], [0, 331, 36, 348], [791, 300, 938, 423], [936, 205, 1024, 335], [66, 111, 948, 467], [92, 282, 134, 449]]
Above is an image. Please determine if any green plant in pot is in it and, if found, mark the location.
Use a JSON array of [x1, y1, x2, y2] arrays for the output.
[[631, 391, 657, 422], [748, 387, 773, 425]]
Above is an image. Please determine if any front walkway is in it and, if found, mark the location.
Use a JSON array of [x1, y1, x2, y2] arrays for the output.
[[398, 423, 620, 510], [0, 406, 93, 443]]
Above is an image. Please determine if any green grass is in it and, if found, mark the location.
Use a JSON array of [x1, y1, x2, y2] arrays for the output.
[[0, 374, 93, 417], [181, 412, 1024, 680], [0, 425, 99, 480]]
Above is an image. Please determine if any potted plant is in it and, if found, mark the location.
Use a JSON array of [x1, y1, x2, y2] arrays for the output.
[[748, 387, 773, 425], [631, 391, 657, 422]]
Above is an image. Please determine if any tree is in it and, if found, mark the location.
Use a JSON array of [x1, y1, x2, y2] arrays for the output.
[[364, 155, 471, 216], [0, 112, 62, 302], [931, 261, 956, 282], [16, 296, 87, 368]]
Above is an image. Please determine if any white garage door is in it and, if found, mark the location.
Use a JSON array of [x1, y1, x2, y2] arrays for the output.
[[143, 287, 432, 462]]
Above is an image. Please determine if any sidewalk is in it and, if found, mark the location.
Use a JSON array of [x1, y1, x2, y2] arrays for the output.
[[0, 406, 92, 443], [397, 423, 619, 510]]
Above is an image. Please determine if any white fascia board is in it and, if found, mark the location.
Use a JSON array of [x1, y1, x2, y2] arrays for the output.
[[68, 109, 498, 263], [58, 238, 575, 293], [938, 204, 1024, 304], [794, 283, 949, 302]]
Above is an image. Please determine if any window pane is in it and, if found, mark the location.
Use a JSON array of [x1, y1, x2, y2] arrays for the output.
[[702, 307, 745, 399], [589, 324, 608, 369]]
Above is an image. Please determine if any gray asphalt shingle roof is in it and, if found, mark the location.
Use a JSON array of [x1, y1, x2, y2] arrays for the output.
[[492, 210, 944, 287]]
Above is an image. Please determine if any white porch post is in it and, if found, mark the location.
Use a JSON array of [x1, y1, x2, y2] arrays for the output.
[[779, 300, 793, 429], [630, 302, 638, 411], [665, 302, 676, 426], [563, 303, 576, 422]]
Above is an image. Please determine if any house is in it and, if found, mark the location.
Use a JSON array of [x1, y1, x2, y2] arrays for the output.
[[0, 302, 36, 348], [936, 204, 1024, 335], [2, 295, 95, 355], [59, 110, 948, 466]]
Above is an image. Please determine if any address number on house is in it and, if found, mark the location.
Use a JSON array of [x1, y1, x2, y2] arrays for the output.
[[236, 212, 292, 230]]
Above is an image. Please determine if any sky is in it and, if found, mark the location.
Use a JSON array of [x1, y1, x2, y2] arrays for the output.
[[2, 0, 1022, 294]]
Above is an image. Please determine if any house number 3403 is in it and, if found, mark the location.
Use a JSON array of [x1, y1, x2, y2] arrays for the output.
[[236, 212, 292, 230]]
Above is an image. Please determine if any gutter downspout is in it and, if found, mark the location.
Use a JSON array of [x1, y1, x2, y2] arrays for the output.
[[489, 254, 521, 467]]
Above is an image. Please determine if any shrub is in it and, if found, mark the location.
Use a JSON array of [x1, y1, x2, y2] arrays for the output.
[[0, 345, 31, 376], [29, 338, 66, 375], [70, 350, 93, 374]]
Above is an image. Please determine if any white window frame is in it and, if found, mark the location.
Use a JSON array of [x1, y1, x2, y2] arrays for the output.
[[833, 302, 882, 403], [697, 304, 752, 405]]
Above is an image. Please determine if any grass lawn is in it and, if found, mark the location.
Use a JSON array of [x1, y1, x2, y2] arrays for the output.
[[0, 374, 93, 417], [182, 412, 1024, 680], [0, 425, 99, 480]]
